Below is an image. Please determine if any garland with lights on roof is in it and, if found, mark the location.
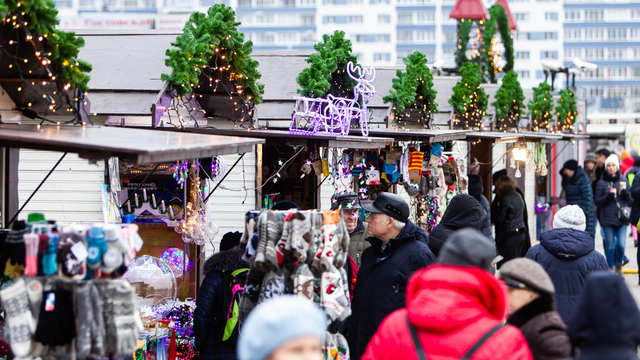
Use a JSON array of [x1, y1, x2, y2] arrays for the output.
[[449, 62, 489, 129], [383, 51, 438, 129], [528, 82, 554, 131], [296, 30, 360, 99], [556, 89, 577, 132], [0, 0, 92, 113], [161, 4, 264, 126], [483, 4, 514, 83], [491, 70, 525, 131]]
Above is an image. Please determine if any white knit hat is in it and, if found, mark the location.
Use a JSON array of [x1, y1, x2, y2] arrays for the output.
[[553, 205, 586, 231], [605, 154, 620, 169]]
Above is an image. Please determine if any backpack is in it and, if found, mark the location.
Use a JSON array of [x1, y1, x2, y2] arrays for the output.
[[216, 268, 249, 345]]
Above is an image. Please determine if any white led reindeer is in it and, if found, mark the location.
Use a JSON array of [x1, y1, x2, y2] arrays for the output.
[[290, 61, 376, 137]]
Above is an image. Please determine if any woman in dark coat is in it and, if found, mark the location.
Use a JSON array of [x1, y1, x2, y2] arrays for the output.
[[492, 175, 526, 267], [560, 160, 596, 240], [427, 193, 486, 256], [594, 155, 632, 273], [468, 174, 493, 240], [194, 232, 247, 360]]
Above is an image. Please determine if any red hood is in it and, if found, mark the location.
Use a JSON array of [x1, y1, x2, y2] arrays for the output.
[[622, 156, 635, 174], [406, 265, 509, 334]]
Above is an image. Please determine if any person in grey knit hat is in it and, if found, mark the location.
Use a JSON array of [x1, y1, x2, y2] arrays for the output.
[[438, 228, 496, 272], [237, 295, 326, 360], [499, 258, 573, 360], [526, 205, 608, 324]]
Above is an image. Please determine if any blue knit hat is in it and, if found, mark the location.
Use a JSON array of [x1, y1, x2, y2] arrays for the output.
[[237, 296, 326, 360]]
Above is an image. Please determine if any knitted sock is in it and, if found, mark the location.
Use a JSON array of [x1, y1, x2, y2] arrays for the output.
[[102, 225, 125, 274], [289, 212, 311, 263], [25, 279, 43, 357], [23, 233, 39, 277], [334, 333, 349, 360], [36, 234, 48, 276], [86, 225, 106, 269], [258, 269, 286, 303], [320, 211, 341, 271], [107, 280, 137, 355], [309, 211, 325, 272], [324, 332, 338, 360], [409, 150, 424, 184], [293, 263, 315, 302], [275, 212, 293, 266], [238, 270, 264, 327], [255, 211, 281, 271], [42, 232, 58, 276], [333, 216, 349, 269], [0, 279, 35, 357], [0, 221, 26, 277], [321, 265, 351, 322]]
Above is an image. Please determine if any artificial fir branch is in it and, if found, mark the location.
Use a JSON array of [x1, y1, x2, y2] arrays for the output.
[[491, 70, 525, 131], [528, 82, 554, 131], [556, 89, 577, 131], [456, 19, 473, 68], [449, 62, 489, 129]]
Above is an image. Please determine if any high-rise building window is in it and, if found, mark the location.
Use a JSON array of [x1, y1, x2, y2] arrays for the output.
[[608, 48, 627, 60], [301, 32, 315, 43], [299, 0, 315, 5], [256, 13, 275, 23], [584, 10, 603, 22], [376, 34, 391, 42], [374, 53, 391, 62], [540, 51, 558, 59], [416, 30, 435, 43], [301, 15, 315, 25], [543, 32, 557, 40], [544, 12, 557, 21], [277, 32, 297, 43], [238, 0, 252, 6], [416, 11, 435, 23], [515, 51, 529, 59], [584, 47, 605, 60], [584, 28, 604, 41], [397, 31, 413, 43], [443, 30, 455, 43], [79, 0, 95, 8], [398, 13, 413, 24], [378, 14, 390, 23], [514, 32, 530, 40], [516, 70, 530, 79], [565, 47, 581, 59], [514, 12, 529, 21], [349, 15, 363, 23], [608, 28, 627, 41], [565, 10, 581, 21], [397, 51, 410, 61], [564, 28, 581, 41]]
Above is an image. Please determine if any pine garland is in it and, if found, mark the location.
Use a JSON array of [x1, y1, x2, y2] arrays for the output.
[[296, 30, 360, 98], [528, 82, 554, 131], [449, 62, 489, 129], [556, 89, 577, 131], [483, 5, 513, 83], [491, 71, 525, 131], [383, 51, 438, 127], [0, 0, 92, 92], [162, 4, 264, 102], [456, 19, 473, 68]]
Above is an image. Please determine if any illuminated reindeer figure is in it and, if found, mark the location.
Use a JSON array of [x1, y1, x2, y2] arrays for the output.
[[290, 61, 376, 137]]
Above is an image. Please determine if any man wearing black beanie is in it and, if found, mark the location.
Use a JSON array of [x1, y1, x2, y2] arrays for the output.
[[560, 159, 596, 240]]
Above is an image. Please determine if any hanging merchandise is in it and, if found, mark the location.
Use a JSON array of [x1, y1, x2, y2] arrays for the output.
[[210, 156, 227, 183], [417, 196, 441, 232], [172, 161, 189, 189], [408, 149, 424, 184], [176, 163, 219, 246], [533, 143, 548, 176], [428, 143, 444, 168]]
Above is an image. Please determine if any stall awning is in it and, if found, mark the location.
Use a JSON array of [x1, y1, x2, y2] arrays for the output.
[[0, 124, 264, 164], [559, 133, 589, 141], [518, 132, 564, 143], [352, 128, 471, 143], [158, 128, 394, 149], [466, 131, 521, 144]]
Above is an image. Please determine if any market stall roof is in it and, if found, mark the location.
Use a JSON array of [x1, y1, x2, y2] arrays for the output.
[[518, 132, 564, 143], [159, 128, 394, 149], [466, 131, 520, 144], [587, 133, 624, 140], [0, 124, 263, 164], [559, 133, 589, 141], [351, 128, 471, 143]]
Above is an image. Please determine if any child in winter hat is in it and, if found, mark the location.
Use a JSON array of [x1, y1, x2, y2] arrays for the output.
[[605, 154, 620, 169], [553, 205, 586, 231], [237, 295, 326, 360]]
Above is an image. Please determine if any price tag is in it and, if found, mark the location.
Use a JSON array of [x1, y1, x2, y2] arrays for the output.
[[70, 242, 88, 262], [45, 293, 56, 312], [367, 170, 381, 185]]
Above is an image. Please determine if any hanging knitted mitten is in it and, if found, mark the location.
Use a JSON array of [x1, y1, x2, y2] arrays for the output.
[[320, 210, 343, 271], [408, 150, 424, 184], [42, 232, 58, 276], [0, 279, 35, 357], [289, 212, 311, 263], [108, 280, 138, 355], [258, 269, 286, 303], [75, 282, 105, 359], [293, 263, 315, 302], [86, 224, 107, 269], [334, 333, 350, 360], [320, 265, 351, 322], [34, 288, 77, 347], [308, 211, 324, 272], [275, 212, 294, 266], [57, 225, 87, 280], [0, 221, 27, 279], [23, 233, 39, 277], [323, 332, 339, 360], [102, 224, 125, 274], [255, 211, 282, 271], [333, 215, 350, 269]]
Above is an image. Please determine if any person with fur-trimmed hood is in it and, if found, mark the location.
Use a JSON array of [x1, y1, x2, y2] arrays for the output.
[[195, 232, 248, 360]]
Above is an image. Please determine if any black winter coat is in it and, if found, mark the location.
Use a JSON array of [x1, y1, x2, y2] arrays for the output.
[[507, 295, 573, 360], [194, 248, 248, 360], [492, 190, 525, 237], [347, 220, 436, 360], [564, 167, 596, 239], [525, 228, 608, 324], [595, 171, 632, 228], [630, 170, 640, 226], [428, 194, 486, 256], [468, 174, 493, 240], [568, 272, 640, 360]]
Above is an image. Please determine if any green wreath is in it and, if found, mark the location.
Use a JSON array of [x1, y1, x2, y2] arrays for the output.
[[162, 4, 264, 102], [0, 0, 92, 93]]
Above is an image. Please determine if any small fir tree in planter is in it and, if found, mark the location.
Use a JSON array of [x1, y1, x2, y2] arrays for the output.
[[528, 82, 554, 131], [491, 71, 525, 131], [556, 89, 577, 132], [383, 51, 438, 128], [449, 62, 489, 129]]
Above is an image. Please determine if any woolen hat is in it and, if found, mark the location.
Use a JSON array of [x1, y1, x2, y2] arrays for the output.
[[361, 192, 410, 222], [237, 295, 326, 360], [492, 169, 507, 183], [271, 201, 300, 211], [499, 258, 555, 295], [562, 160, 579, 171], [605, 154, 620, 169], [331, 192, 362, 210], [585, 153, 596, 163], [439, 228, 495, 272], [553, 205, 586, 231], [220, 231, 242, 252]]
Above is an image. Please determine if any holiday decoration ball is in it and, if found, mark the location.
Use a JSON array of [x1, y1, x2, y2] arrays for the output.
[[161, 247, 188, 278]]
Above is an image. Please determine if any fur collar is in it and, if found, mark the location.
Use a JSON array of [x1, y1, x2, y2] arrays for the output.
[[203, 247, 248, 274], [507, 294, 556, 328]]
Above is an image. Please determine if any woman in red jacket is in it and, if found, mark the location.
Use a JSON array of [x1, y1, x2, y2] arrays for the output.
[[362, 264, 533, 360]]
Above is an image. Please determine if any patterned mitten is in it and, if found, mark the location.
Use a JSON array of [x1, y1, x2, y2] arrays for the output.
[[26, 279, 42, 322], [255, 211, 281, 271], [75, 282, 105, 359], [308, 211, 324, 271], [275, 212, 293, 266], [0, 279, 35, 357], [333, 215, 350, 269], [334, 333, 350, 360], [320, 265, 351, 322], [320, 211, 341, 271], [289, 212, 311, 263], [293, 263, 315, 302], [42, 232, 58, 276], [102, 224, 125, 274], [241, 212, 258, 263], [324, 332, 338, 360], [258, 269, 286, 303], [0, 221, 26, 279], [57, 226, 87, 280], [238, 270, 264, 326], [86, 224, 106, 269], [105, 280, 138, 355], [23, 233, 39, 277]]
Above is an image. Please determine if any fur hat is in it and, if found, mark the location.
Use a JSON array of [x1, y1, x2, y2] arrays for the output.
[[499, 258, 555, 295], [553, 205, 586, 231], [605, 154, 620, 169]]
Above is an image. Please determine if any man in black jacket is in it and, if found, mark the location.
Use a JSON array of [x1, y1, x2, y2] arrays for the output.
[[347, 193, 436, 360], [428, 193, 486, 256], [492, 170, 531, 256]]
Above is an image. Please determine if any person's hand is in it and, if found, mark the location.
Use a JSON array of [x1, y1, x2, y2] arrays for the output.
[[606, 192, 616, 201], [620, 189, 629, 198]]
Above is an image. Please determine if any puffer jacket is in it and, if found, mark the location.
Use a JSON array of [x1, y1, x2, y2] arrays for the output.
[[526, 228, 608, 324], [428, 194, 486, 256], [630, 169, 640, 227], [492, 190, 525, 237], [362, 265, 533, 360], [348, 219, 369, 266], [348, 220, 436, 360], [194, 248, 248, 360], [595, 171, 632, 228], [507, 295, 573, 360], [564, 166, 596, 239], [468, 174, 493, 240], [568, 272, 640, 360]]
